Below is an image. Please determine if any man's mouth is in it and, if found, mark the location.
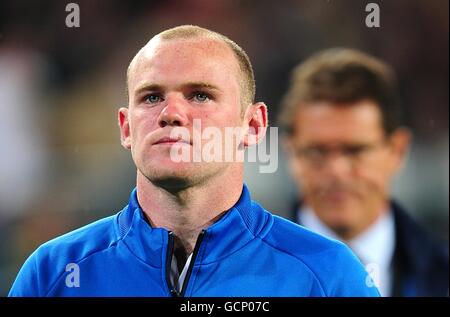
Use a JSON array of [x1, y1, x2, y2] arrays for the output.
[[317, 186, 353, 200], [153, 137, 191, 145]]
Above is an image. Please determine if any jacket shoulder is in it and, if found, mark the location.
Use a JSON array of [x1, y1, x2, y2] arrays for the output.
[[260, 214, 379, 296], [262, 214, 356, 260], [393, 203, 448, 261], [39, 213, 119, 262], [9, 212, 121, 296]]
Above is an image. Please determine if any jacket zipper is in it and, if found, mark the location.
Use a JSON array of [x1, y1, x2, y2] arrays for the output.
[[165, 231, 177, 297], [166, 230, 206, 297]]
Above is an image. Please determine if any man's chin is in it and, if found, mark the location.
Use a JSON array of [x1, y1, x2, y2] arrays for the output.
[[314, 204, 359, 235], [329, 224, 354, 239], [143, 166, 204, 191], [150, 176, 193, 191]]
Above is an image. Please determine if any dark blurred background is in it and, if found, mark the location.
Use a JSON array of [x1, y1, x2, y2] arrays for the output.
[[0, 0, 448, 295]]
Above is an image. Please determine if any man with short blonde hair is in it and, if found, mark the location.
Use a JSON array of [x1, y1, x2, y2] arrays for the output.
[[127, 25, 256, 110]]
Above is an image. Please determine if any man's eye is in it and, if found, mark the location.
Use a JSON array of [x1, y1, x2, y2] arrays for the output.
[[306, 148, 327, 158], [145, 94, 162, 103], [192, 92, 210, 102], [344, 145, 369, 157]]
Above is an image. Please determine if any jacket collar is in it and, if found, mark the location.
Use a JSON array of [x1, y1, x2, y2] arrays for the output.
[[117, 184, 271, 268]]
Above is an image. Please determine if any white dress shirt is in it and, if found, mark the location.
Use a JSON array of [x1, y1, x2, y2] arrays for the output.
[[298, 207, 396, 296]]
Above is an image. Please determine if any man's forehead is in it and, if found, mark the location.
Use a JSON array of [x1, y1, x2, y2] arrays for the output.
[[292, 101, 385, 142], [138, 36, 163, 60], [297, 101, 382, 123], [129, 36, 238, 79]]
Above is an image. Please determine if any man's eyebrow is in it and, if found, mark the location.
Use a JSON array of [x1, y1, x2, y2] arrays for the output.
[[184, 82, 222, 92], [133, 82, 222, 96], [133, 83, 164, 96]]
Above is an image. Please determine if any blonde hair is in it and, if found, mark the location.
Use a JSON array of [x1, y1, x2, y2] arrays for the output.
[[127, 25, 256, 108]]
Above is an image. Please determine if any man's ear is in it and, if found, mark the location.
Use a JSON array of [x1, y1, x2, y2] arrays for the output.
[[118, 107, 132, 150], [243, 102, 268, 147], [387, 127, 412, 171]]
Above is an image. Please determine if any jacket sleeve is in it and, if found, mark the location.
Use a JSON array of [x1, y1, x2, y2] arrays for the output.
[[8, 251, 42, 297]]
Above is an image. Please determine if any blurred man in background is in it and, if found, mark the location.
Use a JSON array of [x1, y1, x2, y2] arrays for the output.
[[279, 48, 448, 297]]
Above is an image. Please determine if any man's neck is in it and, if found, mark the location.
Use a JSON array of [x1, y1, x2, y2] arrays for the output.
[[136, 170, 243, 255]]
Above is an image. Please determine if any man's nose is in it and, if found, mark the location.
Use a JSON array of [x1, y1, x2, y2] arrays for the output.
[[323, 154, 353, 179], [157, 96, 189, 128]]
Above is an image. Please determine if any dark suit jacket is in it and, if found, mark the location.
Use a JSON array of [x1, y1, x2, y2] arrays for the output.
[[291, 200, 449, 296]]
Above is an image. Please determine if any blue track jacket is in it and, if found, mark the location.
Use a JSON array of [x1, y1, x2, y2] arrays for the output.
[[9, 185, 380, 297]]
